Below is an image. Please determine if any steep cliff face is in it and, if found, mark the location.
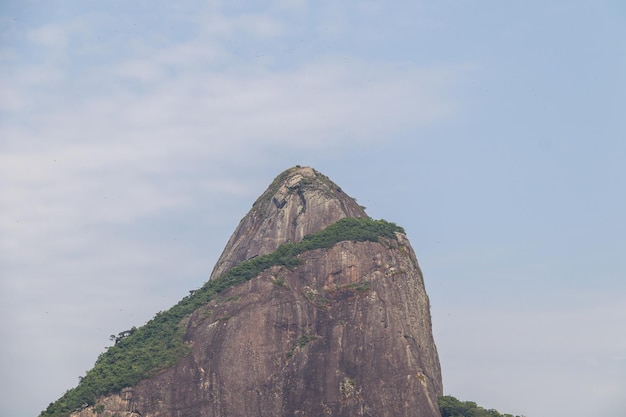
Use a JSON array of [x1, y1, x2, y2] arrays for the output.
[[209, 166, 367, 279], [67, 166, 442, 417]]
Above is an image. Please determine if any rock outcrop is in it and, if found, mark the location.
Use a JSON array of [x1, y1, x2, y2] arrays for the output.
[[67, 166, 443, 417], [209, 166, 367, 279]]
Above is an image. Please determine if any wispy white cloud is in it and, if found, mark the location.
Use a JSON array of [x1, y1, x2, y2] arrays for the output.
[[1, 53, 466, 267], [272, 0, 308, 11], [1, 20, 469, 267], [27, 24, 69, 49]]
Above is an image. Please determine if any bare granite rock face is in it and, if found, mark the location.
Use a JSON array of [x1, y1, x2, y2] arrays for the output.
[[209, 166, 367, 280], [71, 166, 442, 417]]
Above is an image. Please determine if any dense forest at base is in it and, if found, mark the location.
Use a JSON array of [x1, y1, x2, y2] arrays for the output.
[[40, 217, 405, 417]]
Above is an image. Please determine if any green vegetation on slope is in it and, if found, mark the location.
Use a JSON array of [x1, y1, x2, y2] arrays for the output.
[[438, 395, 525, 417], [40, 217, 404, 417]]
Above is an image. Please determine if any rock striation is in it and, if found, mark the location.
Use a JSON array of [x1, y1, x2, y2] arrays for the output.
[[64, 166, 443, 417]]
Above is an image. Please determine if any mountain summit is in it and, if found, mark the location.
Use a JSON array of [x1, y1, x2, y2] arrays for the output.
[[43, 166, 443, 417], [210, 166, 367, 279]]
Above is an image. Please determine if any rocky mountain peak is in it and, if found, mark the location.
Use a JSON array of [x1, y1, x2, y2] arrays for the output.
[[209, 166, 367, 279], [43, 166, 443, 417]]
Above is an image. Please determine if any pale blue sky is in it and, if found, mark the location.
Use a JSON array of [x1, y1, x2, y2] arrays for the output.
[[1, 1, 625, 417]]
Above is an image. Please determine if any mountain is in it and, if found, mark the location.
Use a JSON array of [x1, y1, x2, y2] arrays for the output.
[[42, 166, 443, 417]]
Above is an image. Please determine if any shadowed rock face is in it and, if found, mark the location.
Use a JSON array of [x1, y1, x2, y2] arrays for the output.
[[71, 166, 442, 417]]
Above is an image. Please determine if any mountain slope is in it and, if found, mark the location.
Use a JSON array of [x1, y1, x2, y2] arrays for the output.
[[42, 166, 443, 417]]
